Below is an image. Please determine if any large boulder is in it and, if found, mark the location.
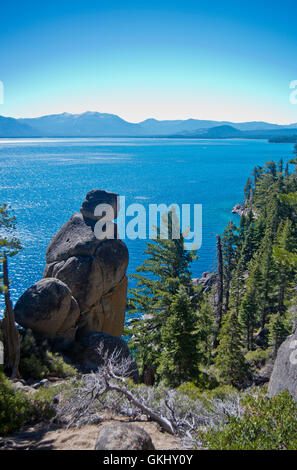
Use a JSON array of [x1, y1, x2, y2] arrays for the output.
[[268, 330, 297, 401], [79, 331, 138, 380], [95, 423, 155, 450], [14, 278, 80, 344], [80, 189, 119, 223], [43, 191, 129, 339], [14, 189, 129, 353], [45, 213, 101, 264]]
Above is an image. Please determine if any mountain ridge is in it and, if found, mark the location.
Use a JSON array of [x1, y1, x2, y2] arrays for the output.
[[0, 111, 297, 138]]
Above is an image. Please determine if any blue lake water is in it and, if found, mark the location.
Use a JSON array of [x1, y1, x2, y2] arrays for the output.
[[0, 137, 295, 313]]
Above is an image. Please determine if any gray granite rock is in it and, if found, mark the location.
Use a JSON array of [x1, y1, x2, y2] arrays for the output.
[[14, 278, 80, 343], [95, 423, 154, 450], [268, 330, 297, 401], [80, 331, 138, 380]]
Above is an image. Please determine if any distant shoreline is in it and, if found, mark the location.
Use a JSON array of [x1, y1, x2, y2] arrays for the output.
[[0, 136, 288, 141]]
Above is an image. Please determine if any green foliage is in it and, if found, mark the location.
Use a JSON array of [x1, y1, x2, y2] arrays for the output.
[[218, 155, 297, 375], [20, 355, 50, 380], [0, 371, 55, 435], [215, 309, 249, 388], [201, 390, 297, 450], [128, 155, 297, 394], [268, 313, 291, 358], [158, 287, 201, 386], [128, 209, 208, 385], [245, 348, 270, 370], [176, 380, 232, 403], [19, 329, 77, 380], [0, 371, 31, 435], [0, 204, 22, 280]]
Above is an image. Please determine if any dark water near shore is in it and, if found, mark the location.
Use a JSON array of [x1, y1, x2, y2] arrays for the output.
[[0, 137, 294, 313]]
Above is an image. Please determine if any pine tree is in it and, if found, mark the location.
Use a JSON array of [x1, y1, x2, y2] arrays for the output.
[[128, 209, 199, 379], [221, 221, 238, 314], [215, 309, 248, 388], [244, 177, 253, 202], [240, 261, 263, 350], [158, 287, 200, 387], [273, 219, 297, 315], [0, 204, 22, 378], [268, 312, 291, 358], [195, 296, 215, 366]]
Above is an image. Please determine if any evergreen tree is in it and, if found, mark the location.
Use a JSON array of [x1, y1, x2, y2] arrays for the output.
[[0, 204, 22, 378], [222, 221, 238, 314], [244, 177, 253, 202], [240, 261, 263, 350], [158, 287, 200, 387], [268, 312, 291, 358], [215, 309, 248, 388], [195, 296, 215, 365], [128, 209, 200, 379]]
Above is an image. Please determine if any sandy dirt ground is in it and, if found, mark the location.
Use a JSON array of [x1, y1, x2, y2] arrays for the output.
[[0, 416, 183, 450]]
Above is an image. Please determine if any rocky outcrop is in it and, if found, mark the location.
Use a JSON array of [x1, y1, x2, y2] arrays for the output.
[[80, 189, 119, 224], [95, 423, 155, 450], [268, 330, 297, 401], [232, 203, 259, 219], [42, 189, 128, 339], [44, 225, 128, 338], [192, 272, 217, 293], [14, 278, 80, 345], [14, 189, 129, 352], [80, 331, 138, 379]]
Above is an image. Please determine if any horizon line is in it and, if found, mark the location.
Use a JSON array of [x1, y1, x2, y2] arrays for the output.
[[1, 110, 296, 127]]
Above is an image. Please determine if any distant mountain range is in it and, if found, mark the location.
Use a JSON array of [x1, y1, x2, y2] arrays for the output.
[[170, 125, 297, 140], [1, 111, 297, 138]]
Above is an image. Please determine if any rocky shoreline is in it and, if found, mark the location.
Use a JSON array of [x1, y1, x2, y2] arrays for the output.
[[232, 202, 258, 218]]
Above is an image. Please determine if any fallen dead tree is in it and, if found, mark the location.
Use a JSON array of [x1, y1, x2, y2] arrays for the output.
[[57, 345, 243, 448]]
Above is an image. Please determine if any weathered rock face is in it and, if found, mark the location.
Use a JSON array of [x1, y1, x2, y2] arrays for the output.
[[80, 331, 138, 380], [15, 189, 129, 351], [14, 278, 80, 344], [192, 272, 217, 293], [268, 330, 297, 401], [232, 203, 259, 219], [43, 190, 129, 339], [95, 423, 155, 450], [80, 189, 119, 223]]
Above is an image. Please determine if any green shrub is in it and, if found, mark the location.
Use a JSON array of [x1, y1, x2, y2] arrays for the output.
[[45, 351, 77, 378], [245, 348, 271, 370], [0, 371, 32, 435], [19, 330, 77, 380], [201, 390, 297, 450], [0, 371, 57, 436], [21, 356, 50, 380], [201, 384, 238, 401], [177, 382, 202, 401]]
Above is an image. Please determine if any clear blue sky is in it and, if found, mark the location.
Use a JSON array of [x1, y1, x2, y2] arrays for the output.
[[1, 0, 297, 123]]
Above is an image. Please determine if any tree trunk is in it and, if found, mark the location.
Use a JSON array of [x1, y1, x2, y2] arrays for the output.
[[108, 382, 175, 435], [214, 235, 223, 347], [2, 256, 20, 379]]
